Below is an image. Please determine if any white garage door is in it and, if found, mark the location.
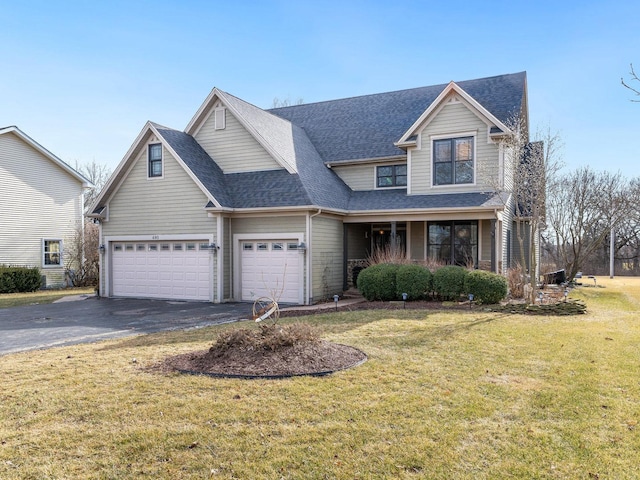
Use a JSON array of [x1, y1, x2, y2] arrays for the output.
[[111, 241, 211, 301], [240, 240, 302, 304]]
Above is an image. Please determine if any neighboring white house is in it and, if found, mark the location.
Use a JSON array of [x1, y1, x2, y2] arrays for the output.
[[0, 126, 91, 287], [90, 72, 534, 304]]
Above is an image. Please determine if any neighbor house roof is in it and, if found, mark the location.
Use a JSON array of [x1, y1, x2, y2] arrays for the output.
[[0, 125, 93, 187]]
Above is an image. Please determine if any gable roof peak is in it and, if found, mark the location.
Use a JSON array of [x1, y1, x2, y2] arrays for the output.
[[0, 125, 92, 187]]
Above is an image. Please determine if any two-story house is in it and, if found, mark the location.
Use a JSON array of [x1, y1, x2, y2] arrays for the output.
[[90, 72, 530, 304], [1, 126, 91, 287]]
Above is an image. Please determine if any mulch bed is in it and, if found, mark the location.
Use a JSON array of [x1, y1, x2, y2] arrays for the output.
[[154, 340, 366, 379]]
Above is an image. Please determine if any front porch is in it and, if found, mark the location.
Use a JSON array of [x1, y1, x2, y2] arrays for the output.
[[343, 219, 503, 289]]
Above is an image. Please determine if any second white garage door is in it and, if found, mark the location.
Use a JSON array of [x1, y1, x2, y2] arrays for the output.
[[240, 240, 302, 304], [111, 241, 211, 301]]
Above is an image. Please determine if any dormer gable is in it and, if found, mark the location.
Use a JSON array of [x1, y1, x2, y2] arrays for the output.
[[395, 81, 514, 148], [186, 88, 298, 174], [88, 121, 228, 217]]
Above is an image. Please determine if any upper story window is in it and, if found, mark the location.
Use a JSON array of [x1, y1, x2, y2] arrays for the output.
[[148, 143, 163, 178], [43, 239, 62, 267], [433, 137, 474, 186], [376, 164, 407, 188]]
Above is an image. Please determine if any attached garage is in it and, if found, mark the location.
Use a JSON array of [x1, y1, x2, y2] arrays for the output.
[[237, 238, 303, 304], [111, 240, 212, 301]]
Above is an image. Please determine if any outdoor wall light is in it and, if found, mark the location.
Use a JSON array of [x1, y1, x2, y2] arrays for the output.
[[99, 244, 106, 254], [297, 242, 307, 251], [333, 294, 339, 311]]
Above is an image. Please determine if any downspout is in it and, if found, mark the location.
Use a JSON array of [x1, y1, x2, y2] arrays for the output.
[[216, 214, 223, 303], [306, 209, 322, 305]]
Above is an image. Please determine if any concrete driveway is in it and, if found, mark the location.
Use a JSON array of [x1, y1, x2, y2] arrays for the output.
[[0, 296, 251, 355]]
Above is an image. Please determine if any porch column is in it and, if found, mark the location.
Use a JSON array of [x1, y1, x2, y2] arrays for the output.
[[343, 224, 348, 291], [490, 219, 497, 273]]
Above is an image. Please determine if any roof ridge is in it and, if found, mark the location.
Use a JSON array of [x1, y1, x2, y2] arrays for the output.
[[267, 71, 526, 112]]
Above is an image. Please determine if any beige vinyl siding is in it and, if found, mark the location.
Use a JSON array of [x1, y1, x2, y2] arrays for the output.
[[0, 132, 83, 287], [332, 164, 375, 190], [480, 219, 492, 263], [410, 99, 500, 194], [409, 221, 425, 260], [346, 224, 369, 259], [311, 215, 343, 301], [194, 108, 283, 173], [102, 146, 213, 236], [223, 217, 232, 300], [230, 215, 306, 235]]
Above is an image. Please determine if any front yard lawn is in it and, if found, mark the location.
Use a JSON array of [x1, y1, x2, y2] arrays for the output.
[[1, 278, 639, 478], [0, 287, 95, 309]]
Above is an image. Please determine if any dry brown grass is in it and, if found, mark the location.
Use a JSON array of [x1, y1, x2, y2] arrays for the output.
[[1, 278, 639, 478]]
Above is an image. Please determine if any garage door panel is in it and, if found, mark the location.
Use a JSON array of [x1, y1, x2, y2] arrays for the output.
[[112, 241, 211, 301], [240, 240, 301, 304]]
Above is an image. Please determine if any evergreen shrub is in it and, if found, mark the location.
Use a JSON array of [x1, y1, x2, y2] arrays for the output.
[[432, 265, 468, 300], [0, 266, 42, 294], [357, 263, 400, 301], [463, 270, 508, 304], [395, 264, 432, 300]]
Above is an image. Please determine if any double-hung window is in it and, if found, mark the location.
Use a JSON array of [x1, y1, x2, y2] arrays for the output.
[[148, 143, 162, 178], [376, 164, 407, 188], [433, 137, 474, 185], [43, 239, 62, 267]]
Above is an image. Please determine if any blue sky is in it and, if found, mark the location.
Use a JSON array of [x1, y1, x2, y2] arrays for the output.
[[1, 0, 638, 174]]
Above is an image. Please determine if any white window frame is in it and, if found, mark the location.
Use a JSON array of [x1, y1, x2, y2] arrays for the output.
[[42, 239, 62, 268]]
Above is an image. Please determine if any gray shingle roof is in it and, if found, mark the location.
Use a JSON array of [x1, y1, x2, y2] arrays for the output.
[[154, 126, 233, 207], [97, 73, 524, 214], [269, 72, 526, 164], [348, 190, 508, 211]]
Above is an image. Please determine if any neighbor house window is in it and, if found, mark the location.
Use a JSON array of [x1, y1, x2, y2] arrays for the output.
[[376, 164, 407, 188], [433, 137, 474, 185], [148, 143, 162, 178], [43, 239, 62, 266], [428, 221, 478, 267]]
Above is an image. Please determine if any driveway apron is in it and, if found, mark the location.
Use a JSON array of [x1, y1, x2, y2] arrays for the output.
[[0, 297, 250, 355]]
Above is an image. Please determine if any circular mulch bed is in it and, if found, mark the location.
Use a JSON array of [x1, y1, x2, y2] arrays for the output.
[[155, 340, 367, 379]]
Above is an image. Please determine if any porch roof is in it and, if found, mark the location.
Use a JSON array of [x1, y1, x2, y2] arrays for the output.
[[347, 190, 508, 212]]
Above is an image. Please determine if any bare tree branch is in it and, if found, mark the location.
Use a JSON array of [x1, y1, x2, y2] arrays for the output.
[[621, 63, 640, 102]]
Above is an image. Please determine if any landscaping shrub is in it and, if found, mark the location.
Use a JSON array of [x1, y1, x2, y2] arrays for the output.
[[507, 264, 525, 299], [463, 270, 508, 304], [432, 265, 468, 300], [210, 323, 320, 356], [396, 264, 432, 300], [357, 263, 400, 301], [0, 266, 42, 293]]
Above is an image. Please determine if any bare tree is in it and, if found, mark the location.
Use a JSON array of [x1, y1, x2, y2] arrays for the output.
[[74, 159, 112, 213], [490, 114, 563, 301], [64, 221, 100, 287], [543, 167, 628, 280], [271, 96, 304, 108], [621, 63, 640, 101], [64, 159, 112, 287]]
